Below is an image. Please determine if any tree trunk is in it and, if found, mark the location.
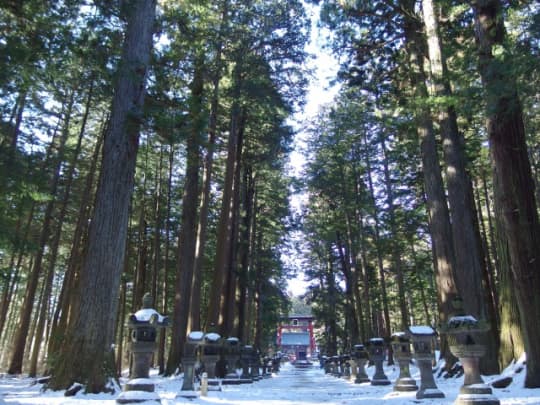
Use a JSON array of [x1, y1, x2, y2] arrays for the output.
[[158, 144, 174, 374], [237, 165, 255, 340], [206, 60, 243, 330], [471, 0, 540, 387], [336, 230, 360, 347], [8, 91, 74, 375], [222, 108, 245, 337], [494, 177, 524, 368], [166, 58, 205, 374], [422, 0, 499, 373], [403, 3, 459, 316], [401, 0, 459, 365], [29, 102, 89, 376], [189, 0, 229, 335], [48, 126, 104, 356], [47, 0, 157, 392], [380, 137, 409, 331], [362, 133, 392, 337]]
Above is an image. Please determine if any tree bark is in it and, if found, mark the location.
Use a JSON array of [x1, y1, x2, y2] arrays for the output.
[[158, 144, 174, 374], [48, 125, 104, 356], [8, 92, 74, 375], [166, 58, 204, 374], [401, 0, 459, 365], [189, 0, 229, 335], [471, 0, 540, 387], [47, 0, 157, 392], [206, 60, 244, 331], [380, 137, 409, 331], [422, 0, 499, 373]]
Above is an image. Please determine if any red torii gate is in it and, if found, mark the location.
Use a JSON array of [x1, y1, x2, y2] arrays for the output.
[[277, 315, 316, 360]]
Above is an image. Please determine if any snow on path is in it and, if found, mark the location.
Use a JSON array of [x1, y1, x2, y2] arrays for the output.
[[1, 361, 540, 404]]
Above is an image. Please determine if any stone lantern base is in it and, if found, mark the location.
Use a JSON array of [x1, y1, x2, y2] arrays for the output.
[[116, 378, 161, 404], [394, 376, 418, 392], [454, 384, 500, 405]]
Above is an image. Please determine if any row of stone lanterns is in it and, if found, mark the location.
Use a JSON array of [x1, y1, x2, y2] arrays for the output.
[[323, 320, 500, 405], [116, 294, 279, 403]]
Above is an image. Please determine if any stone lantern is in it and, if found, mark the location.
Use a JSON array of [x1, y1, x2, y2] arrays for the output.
[[240, 345, 254, 382], [322, 356, 331, 374], [250, 347, 262, 380], [390, 332, 418, 392], [117, 294, 169, 404], [330, 355, 340, 376], [352, 344, 370, 383], [222, 337, 242, 385], [366, 338, 391, 386], [408, 325, 444, 399], [340, 354, 351, 379], [272, 353, 281, 373], [178, 330, 204, 398], [443, 315, 500, 405], [202, 332, 221, 379]]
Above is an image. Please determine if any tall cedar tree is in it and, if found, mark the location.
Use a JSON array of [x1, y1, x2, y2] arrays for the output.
[[470, 0, 540, 387], [422, 0, 500, 373], [48, 0, 157, 392]]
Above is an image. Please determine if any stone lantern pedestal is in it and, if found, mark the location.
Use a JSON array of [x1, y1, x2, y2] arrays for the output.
[[391, 332, 418, 392], [444, 316, 500, 405], [177, 331, 204, 399], [202, 332, 221, 378], [222, 337, 242, 385], [341, 355, 351, 379], [117, 294, 169, 404], [250, 348, 262, 381], [408, 326, 444, 399], [367, 338, 391, 386], [201, 332, 222, 391], [348, 355, 358, 382], [322, 356, 331, 374], [240, 345, 254, 383], [353, 344, 370, 384], [272, 353, 281, 373], [330, 356, 340, 377]]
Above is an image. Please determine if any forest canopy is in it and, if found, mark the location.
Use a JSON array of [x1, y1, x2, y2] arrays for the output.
[[0, 0, 539, 393]]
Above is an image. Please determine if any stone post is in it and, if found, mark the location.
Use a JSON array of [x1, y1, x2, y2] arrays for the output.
[[367, 338, 391, 386], [272, 354, 281, 373], [348, 355, 358, 382], [240, 345, 253, 382], [202, 332, 221, 378], [390, 332, 418, 392], [341, 355, 351, 379], [117, 294, 169, 404], [330, 355, 340, 376], [408, 326, 445, 399], [250, 348, 262, 380], [178, 331, 204, 398], [353, 344, 370, 383], [444, 316, 500, 405], [322, 356, 331, 374], [222, 337, 241, 385]]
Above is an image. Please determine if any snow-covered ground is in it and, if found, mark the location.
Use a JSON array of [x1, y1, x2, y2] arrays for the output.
[[0, 358, 539, 404]]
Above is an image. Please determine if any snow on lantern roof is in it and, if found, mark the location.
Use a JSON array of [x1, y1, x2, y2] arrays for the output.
[[204, 332, 221, 342], [133, 308, 168, 324], [188, 331, 204, 341], [408, 325, 436, 335]]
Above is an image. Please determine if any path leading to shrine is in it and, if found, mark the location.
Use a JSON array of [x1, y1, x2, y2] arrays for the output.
[[166, 362, 456, 404], [0, 359, 537, 404]]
